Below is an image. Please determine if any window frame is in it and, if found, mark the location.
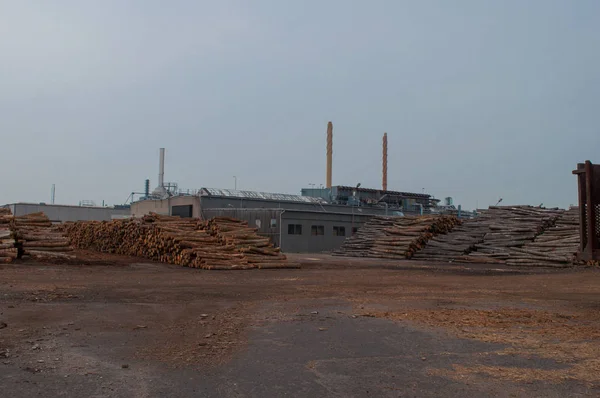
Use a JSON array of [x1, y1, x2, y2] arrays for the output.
[[287, 224, 302, 235], [333, 226, 346, 236], [311, 225, 325, 236]]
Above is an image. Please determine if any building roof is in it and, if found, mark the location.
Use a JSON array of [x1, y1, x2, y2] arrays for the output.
[[200, 188, 328, 204], [3, 202, 129, 210], [334, 185, 431, 199]]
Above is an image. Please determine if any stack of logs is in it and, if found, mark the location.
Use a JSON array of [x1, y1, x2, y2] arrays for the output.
[[63, 214, 296, 270], [0, 208, 17, 262], [505, 207, 580, 267], [12, 212, 73, 260], [206, 217, 289, 269], [466, 206, 563, 263], [335, 215, 460, 259], [413, 206, 575, 266], [0, 211, 73, 262], [333, 217, 393, 257], [412, 217, 491, 263]]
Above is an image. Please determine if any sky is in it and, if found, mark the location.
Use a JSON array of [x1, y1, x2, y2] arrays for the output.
[[1, 0, 599, 210]]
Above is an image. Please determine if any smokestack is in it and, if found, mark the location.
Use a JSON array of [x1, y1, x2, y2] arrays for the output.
[[158, 148, 165, 188], [382, 133, 388, 191], [326, 121, 333, 189], [144, 179, 150, 197]]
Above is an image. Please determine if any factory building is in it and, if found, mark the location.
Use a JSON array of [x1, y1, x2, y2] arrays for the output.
[[301, 186, 437, 213], [128, 124, 444, 253], [130, 188, 417, 253], [3, 203, 131, 223]]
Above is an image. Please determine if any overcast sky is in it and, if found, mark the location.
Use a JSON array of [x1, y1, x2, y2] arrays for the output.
[[1, 1, 598, 210]]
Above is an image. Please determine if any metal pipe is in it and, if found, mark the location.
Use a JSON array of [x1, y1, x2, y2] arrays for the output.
[[279, 209, 286, 250], [158, 148, 165, 188]]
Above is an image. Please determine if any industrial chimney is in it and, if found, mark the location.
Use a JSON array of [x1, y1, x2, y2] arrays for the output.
[[326, 122, 333, 189], [158, 148, 165, 188], [382, 133, 388, 191], [152, 148, 168, 199]]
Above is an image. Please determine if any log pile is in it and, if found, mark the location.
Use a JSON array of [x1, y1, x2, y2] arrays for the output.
[[0, 211, 74, 262], [333, 217, 394, 257], [12, 212, 73, 260], [63, 214, 297, 270], [335, 215, 460, 259], [0, 208, 17, 262], [411, 217, 491, 263], [505, 207, 580, 267], [414, 206, 571, 265], [207, 217, 290, 269], [466, 206, 563, 263]]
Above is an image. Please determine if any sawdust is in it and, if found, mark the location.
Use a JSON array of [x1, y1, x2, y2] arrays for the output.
[[372, 308, 600, 384]]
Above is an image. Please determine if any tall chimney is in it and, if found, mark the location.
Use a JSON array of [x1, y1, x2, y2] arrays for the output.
[[158, 148, 165, 188], [382, 133, 388, 191], [326, 121, 333, 189]]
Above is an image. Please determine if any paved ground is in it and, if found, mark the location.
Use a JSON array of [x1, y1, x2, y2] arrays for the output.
[[1, 253, 600, 397]]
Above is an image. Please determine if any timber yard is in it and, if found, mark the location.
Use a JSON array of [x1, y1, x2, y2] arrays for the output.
[[1, 120, 600, 397]]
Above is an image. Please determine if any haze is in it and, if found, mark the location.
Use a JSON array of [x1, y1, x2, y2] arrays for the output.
[[1, 1, 598, 210]]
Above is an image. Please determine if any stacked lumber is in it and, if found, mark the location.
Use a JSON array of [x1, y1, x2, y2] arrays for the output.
[[63, 214, 297, 270], [12, 213, 73, 260], [412, 217, 491, 263], [505, 207, 580, 267], [0, 208, 17, 262], [206, 217, 293, 269], [335, 215, 460, 259], [142, 214, 208, 265], [333, 218, 394, 257], [413, 206, 568, 265], [466, 206, 563, 262]]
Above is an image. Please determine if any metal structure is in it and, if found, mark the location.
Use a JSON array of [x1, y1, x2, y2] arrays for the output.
[[382, 133, 388, 191], [573, 161, 600, 261], [201, 188, 327, 204], [326, 121, 333, 189]]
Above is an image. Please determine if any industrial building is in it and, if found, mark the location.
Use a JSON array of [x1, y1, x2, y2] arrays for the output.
[[129, 185, 438, 253], [3, 203, 131, 223], [130, 189, 379, 253], [127, 121, 449, 253]]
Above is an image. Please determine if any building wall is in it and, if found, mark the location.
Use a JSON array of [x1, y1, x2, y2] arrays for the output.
[[200, 208, 372, 253], [198, 195, 388, 216], [280, 211, 371, 253], [7, 203, 130, 222], [130, 196, 201, 218], [131, 196, 379, 253]]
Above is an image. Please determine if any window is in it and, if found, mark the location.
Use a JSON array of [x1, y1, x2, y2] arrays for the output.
[[288, 224, 302, 235], [352, 227, 358, 235], [270, 218, 277, 228], [311, 225, 325, 236], [333, 226, 346, 236], [171, 205, 193, 218]]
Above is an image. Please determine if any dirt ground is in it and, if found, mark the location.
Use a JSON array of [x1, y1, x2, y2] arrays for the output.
[[1, 252, 600, 397]]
